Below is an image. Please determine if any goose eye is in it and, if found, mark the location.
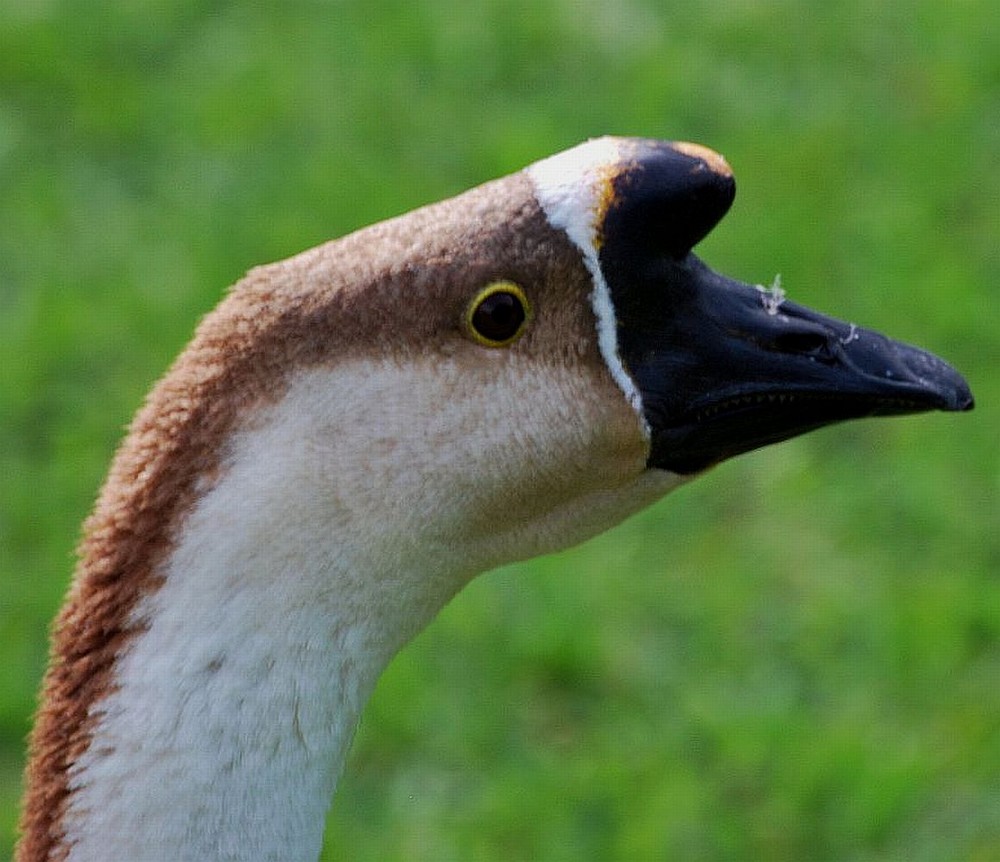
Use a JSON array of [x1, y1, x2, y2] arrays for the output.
[[466, 282, 533, 347]]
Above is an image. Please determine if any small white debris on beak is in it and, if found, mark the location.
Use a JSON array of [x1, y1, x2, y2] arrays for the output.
[[839, 322, 860, 345], [756, 274, 786, 315]]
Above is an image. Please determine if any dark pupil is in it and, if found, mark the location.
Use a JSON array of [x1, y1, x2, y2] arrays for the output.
[[473, 291, 525, 342]]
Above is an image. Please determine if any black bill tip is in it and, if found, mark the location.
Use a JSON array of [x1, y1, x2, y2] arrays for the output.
[[877, 334, 974, 413]]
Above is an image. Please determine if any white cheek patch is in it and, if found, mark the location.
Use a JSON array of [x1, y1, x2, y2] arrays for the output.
[[526, 138, 648, 432]]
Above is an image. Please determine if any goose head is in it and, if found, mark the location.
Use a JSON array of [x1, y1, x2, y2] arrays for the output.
[[229, 135, 970, 578], [18, 137, 973, 862]]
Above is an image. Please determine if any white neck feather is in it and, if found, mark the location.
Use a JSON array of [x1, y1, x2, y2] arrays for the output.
[[62, 356, 682, 862]]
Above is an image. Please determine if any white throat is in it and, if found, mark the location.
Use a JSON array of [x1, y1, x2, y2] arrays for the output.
[[62, 357, 682, 862]]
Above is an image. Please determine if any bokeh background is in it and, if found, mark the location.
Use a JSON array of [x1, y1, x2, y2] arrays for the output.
[[2, 1, 998, 859]]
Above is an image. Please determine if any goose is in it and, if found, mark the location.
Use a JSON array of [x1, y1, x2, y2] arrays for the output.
[[17, 137, 973, 862]]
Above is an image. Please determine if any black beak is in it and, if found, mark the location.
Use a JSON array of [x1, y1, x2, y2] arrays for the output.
[[598, 140, 974, 475]]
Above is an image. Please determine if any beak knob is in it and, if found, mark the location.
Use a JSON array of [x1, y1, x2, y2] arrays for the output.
[[603, 140, 737, 259]]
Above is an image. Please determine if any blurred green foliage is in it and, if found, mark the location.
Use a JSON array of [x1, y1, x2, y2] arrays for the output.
[[1, 1, 997, 859]]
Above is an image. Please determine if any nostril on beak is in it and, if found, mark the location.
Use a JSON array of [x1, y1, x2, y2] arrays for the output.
[[771, 330, 833, 360]]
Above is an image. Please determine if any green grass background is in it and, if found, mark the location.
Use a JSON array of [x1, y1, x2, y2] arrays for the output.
[[2, 1, 998, 858]]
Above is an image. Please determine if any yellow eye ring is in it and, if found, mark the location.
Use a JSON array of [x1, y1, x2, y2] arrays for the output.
[[465, 281, 533, 347]]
